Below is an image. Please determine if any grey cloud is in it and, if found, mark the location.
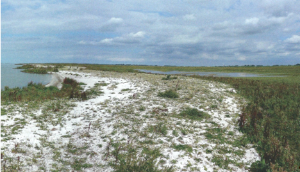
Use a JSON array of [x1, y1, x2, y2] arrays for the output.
[[2, 0, 300, 65]]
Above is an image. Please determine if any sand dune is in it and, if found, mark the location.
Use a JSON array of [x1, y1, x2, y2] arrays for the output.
[[45, 73, 64, 89]]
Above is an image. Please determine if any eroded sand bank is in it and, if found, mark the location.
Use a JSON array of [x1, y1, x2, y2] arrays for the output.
[[45, 73, 65, 89]]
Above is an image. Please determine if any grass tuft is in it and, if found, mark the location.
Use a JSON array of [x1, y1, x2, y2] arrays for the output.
[[158, 89, 179, 98], [178, 107, 210, 121]]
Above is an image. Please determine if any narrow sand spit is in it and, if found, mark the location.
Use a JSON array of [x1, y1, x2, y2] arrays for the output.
[[1, 70, 260, 172], [45, 73, 65, 89]]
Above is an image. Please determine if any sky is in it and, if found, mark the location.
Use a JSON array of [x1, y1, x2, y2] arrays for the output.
[[1, 0, 300, 66]]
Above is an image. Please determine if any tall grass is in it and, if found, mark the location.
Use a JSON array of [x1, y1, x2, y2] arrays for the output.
[[1, 78, 87, 103], [191, 75, 300, 171]]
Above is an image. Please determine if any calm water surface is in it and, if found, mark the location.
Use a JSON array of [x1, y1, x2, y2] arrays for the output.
[[1, 63, 52, 90]]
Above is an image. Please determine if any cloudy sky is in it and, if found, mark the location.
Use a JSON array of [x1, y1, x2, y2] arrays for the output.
[[2, 0, 300, 66]]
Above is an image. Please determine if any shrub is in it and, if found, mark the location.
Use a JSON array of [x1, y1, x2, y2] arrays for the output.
[[1, 82, 61, 102], [162, 75, 177, 80], [158, 89, 179, 98], [178, 107, 210, 121], [138, 105, 146, 111], [53, 68, 59, 72], [22, 67, 48, 74], [63, 77, 78, 87], [249, 160, 269, 172], [1, 78, 89, 102], [15, 64, 34, 69]]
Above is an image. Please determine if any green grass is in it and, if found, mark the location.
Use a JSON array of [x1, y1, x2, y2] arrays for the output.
[[15, 64, 61, 74], [71, 158, 93, 171], [15, 64, 35, 69], [191, 75, 300, 171], [38, 63, 300, 76], [204, 128, 227, 144], [172, 144, 193, 153], [162, 75, 177, 80], [22, 67, 48, 74], [158, 89, 179, 98], [108, 142, 174, 172], [121, 88, 131, 91], [148, 122, 168, 136], [177, 107, 210, 121], [1, 78, 88, 103]]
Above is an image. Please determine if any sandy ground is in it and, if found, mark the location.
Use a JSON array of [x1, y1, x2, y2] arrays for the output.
[[1, 69, 260, 172], [45, 73, 65, 89]]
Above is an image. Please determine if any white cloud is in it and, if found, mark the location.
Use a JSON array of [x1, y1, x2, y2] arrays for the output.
[[108, 17, 123, 23], [129, 31, 146, 38], [245, 17, 259, 25], [183, 14, 196, 21], [285, 35, 300, 43], [79, 31, 146, 45], [238, 56, 247, 61], [168, 34, 202, 44], [100, 38, 113, 44]]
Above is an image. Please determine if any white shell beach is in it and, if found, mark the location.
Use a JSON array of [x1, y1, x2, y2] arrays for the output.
[[1, 69, 260, 171]]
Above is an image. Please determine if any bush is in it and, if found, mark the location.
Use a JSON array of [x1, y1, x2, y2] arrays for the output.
[[1, 82, 61, 102], [1, 78, 88, 102], [15, 64, 34, 69], [23, 67, 48, 74], [53, 68, 59, 72], [249, 160, 269, 172], [178, 107, 210, 121], [162, 75, 177, 80], [158, 89, 179, 98]]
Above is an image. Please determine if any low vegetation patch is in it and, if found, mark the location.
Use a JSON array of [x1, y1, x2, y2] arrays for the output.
[[108, 142, 174, 172], [177, 107, 210, 121], [158, 89, 179, 98], [193, 75, 300, 171], [16, 64, 61, 74], [1, 78, 88, 103], [22, 67, 48, 74], [121, 88, 131, 91], [15, 64, 35, 69], [172, 144, 193, 153], [162, 75, 178, 80]]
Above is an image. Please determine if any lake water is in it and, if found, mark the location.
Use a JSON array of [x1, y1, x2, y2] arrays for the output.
[[137, 69, 274, 77], [1, 63, 52, 90]]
